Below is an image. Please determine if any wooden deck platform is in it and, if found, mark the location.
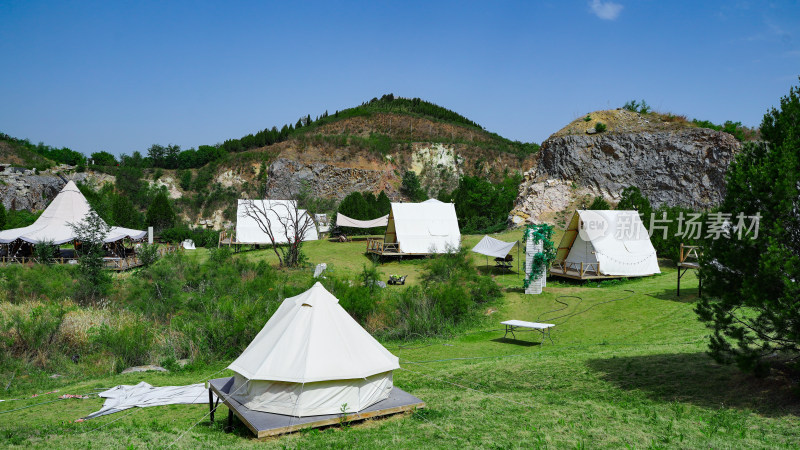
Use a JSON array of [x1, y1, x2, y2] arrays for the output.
[[208, 377, 425, 438], [548, 267, 616, 280]]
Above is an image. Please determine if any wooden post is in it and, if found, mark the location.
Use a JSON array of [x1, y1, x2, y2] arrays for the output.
[[580, 262, 584, 277], [209, 389, 215, 422]]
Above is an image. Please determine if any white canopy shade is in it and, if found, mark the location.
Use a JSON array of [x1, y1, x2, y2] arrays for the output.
[[336, 213, 389, 228], [228, 282, 399, 383], [0, 181, 146, 245], [235, 199, 319, 244], [386, 199, 461, 254], [471, 235, 517, 258]]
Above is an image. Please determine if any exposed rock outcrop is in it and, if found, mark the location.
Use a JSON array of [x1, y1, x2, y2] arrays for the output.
[[511, 124, 740, 224], [0, 166, 114, 211], [264, 158, 398, 200]]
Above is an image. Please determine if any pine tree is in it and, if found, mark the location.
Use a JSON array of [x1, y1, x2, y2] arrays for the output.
[[146, 191, 176, 232], [696, 79, 800, 375]]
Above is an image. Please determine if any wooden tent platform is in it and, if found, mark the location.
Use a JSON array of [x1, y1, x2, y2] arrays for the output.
[[208, 377, 425, 438], [548, 267, 616, 280]]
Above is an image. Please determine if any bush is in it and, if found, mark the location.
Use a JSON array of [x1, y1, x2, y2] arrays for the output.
[[595, 122, 607, 133], [1, 302, 68, 362], [32, 240, 58, 265], [588, 196, 610, 210], [90, 322, 153, 368], [137, 243, 160, 267]]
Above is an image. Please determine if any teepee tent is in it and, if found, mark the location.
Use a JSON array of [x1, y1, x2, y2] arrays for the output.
[[551, 210, 660, 278], [0, 181, 146, 245], [235, 199, 319, 244], [382, 199, 460, 254], [227, 282, 399, 416]]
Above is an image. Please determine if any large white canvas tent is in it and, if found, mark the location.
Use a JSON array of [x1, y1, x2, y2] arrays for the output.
[[227, 282, 399, 416], [0, 181, 146, 245], [552, 210, 660, 278], [235, 200, 319, 244], [382, 199, 461, 254]]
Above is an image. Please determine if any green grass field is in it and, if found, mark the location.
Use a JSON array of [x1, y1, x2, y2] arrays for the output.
[[1, 234, 798, 448]]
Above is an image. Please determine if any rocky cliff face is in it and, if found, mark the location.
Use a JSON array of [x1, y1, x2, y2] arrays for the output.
[[511, 124, 740, 224], [265, 158, 398, 200], [0, 165, 114, 211]]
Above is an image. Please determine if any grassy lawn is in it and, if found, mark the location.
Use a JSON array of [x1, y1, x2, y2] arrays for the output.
[[1, 235, 798, 448]]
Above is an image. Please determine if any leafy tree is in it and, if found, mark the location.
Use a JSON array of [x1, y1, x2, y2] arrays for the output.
[[115, 166, 147, 207], [648, 204, 699, 263], [376, 191, 391, 216], [70, 209, 112, 303], [451, 174, 520, 234], [401, 171, 427, 202], [90, 151, 117, 166], [588, 196, 610, 210], [146, 191, 176, 232], [111, 194, 142, 229], [616, 186, 652, 221], [0, 202, 5, 229], [696, 80, 800, 376]]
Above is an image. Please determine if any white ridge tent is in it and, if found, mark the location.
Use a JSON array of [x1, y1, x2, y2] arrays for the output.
[[336, 214, 389, 228], [382, 199, 460, 254], [552, 210, 660, 278], [235, 199, 319, 244], [0, 180, 146, 245], [227, 282, 400, 416]]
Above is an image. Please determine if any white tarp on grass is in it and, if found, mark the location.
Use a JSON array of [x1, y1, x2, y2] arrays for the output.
[[335, 214, 389, 228], [471, 235, 517, 258], [227, 282, 399, 416], [235, 199, 319, 244], [83, 382, 213, 419], [0, 181, 146, 245]]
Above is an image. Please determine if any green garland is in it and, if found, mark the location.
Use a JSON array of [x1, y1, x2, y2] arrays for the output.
[[522, 224, 556, 289]]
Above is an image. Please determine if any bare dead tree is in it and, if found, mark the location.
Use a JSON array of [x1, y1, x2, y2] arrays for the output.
[[239, 198, 316, 267]]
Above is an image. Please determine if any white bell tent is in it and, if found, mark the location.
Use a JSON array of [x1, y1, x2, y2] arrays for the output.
[[0, 180, 146, 245], [235, 199, 319, 245], [382, 199, 461, 254], [552, 210, 660, 278], [227, 282, 400, 417]]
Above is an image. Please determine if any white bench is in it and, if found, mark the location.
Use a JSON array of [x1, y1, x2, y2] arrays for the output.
[[501, 320, 555, 344]]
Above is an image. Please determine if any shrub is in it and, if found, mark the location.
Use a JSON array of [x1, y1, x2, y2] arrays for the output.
[[137, 243, 160, 267], [90, 322, 153, 368], [595, 122, 607, 133], [1, 302, 69, 362], [32, 239, 58, 266], [588, 196, 610, 210], [584, 115, 592, 122]]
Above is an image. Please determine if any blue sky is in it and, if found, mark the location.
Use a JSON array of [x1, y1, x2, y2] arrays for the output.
[[1, 1, 798, 156]]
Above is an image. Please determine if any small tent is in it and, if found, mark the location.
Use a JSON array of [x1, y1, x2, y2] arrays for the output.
[[0, 180, 146, 245], [381, 199, 460, 254], [235, 200, 319, 244], [552, 210, 660, 278], [227, 282, 399, 416]]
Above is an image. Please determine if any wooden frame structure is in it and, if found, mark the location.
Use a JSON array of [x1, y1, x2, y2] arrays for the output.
[[677, 243, 701, 296], [208, 377, 425, 438], [549, 213, 616, 280], [0, 244, 177, 270]]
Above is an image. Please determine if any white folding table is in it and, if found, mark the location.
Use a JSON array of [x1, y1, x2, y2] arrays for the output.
[[501, 320, 555, 344]]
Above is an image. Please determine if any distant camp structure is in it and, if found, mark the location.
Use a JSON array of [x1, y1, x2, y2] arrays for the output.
[[209, 282, 424, 437], [0, 181, 154, 269], [220, 200, 320, 247], [551, 210, 660, 280], [366, 199, 461, 257]]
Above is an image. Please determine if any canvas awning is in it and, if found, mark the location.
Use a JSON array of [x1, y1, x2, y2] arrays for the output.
[[336, 214, 389, 228], [471, 235, 517, 258]]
